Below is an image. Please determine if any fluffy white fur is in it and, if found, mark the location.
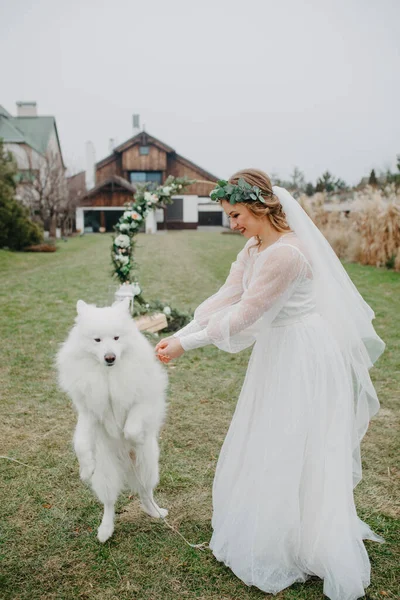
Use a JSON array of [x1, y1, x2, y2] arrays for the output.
[[56, 298, 168, 543]]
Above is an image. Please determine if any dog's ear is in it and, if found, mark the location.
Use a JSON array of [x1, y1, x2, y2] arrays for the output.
[[76, 300, 89, 315]]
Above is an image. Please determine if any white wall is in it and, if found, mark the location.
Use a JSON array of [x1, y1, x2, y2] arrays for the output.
[[198, 203, 223, 212], [155, 208, 164, 223], [47, 129, 60, 159], [145, 211, 157, 234], [76, 207, 84, 232], [5, 143, 42, 169], [182, 195, 198, 223]]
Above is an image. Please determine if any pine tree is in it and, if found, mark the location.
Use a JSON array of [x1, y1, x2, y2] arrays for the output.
[[0, 139, 43, 250], [305, 183, 315, 196], [368, 169, 378, 186]]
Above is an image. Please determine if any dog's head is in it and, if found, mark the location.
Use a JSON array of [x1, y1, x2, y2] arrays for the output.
[[75, 298, 134, 367]]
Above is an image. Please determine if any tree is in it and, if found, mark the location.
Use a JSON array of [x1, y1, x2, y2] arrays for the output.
[[315, 171, 347, 193], [316, 171, 335, 193], [386, 154, 400, 188], [368, 169, 378, 186], [0, 139, 42, 250], [305, 183, 315, 196], [19, 149, 68, 237], [335, 178, 348, 191], [289, 167, 306, 196]]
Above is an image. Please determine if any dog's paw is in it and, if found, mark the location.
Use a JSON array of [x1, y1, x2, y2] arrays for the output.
[[97, 522, 114, 543], [157, 507, 168, 519], [79, 462, 95, 482], [141, 503, 168, 519]]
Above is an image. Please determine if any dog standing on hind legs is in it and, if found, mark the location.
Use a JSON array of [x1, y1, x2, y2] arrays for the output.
[[57, 298, 168, 542]]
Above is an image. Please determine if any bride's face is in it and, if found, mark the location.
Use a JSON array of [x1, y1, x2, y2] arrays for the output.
[[221, 200, 264, 238]]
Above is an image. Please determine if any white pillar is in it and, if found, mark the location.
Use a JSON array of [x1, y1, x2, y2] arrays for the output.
[[76, 207, 84, 233], [145, 210, 157, 234]]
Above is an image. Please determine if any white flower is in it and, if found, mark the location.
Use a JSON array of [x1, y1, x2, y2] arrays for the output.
[[123, 211, 132, 219], [132, 282, 141, 295], [144, 192, 158, 204], [115, 234, 130, 248], [178, 184, 182, 190], [162, 186, 172, 195], [145, 303, 150, 309], [118, 223, 129, 232], [114, 254, 129, 266], [163, 306, 171, 316]]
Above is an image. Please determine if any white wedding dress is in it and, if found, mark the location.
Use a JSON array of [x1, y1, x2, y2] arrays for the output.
[[173, 232, 383, 600]]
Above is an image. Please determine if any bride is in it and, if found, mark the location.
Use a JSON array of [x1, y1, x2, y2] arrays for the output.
[[155, 169, 385, 600]]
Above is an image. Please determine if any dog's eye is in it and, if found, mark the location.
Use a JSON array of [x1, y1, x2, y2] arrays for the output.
[[94, 338, 101, 343], [114, 336, 119, 341]]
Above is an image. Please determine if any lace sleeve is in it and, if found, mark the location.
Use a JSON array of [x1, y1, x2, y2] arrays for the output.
[[180, 245, 310, 353], [173, 239, 252, 339]]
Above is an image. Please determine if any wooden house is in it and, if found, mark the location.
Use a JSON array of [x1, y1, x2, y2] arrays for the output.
[[76, 131, 224, 232]]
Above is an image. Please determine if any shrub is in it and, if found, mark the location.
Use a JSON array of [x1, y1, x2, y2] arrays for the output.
[[0, 139, 43, 250], [0, 195, 43, 250]]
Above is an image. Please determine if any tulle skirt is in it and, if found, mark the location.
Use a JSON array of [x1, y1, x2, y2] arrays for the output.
[[209, 313, 382, 600]]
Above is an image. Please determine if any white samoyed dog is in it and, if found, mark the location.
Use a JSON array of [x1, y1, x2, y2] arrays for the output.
[[56, 298, 168, 543]]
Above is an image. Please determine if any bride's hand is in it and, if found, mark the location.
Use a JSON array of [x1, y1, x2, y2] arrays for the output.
[[155, 336, 173, 353], [156, 338, 184, 363]]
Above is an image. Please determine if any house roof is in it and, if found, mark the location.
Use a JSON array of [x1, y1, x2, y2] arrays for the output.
[[114, 131, 175, 155], [12, 116, 56, 155], [0, 109, 65, 168], [97, 130, 219, 181], [83, 175, 136, 198], [174, 152, 218, 183], [0, 105, 12, 118], [0, 116, 26, 143]]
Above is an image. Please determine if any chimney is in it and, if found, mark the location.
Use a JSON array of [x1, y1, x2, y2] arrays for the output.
[[85, 141, 96, 190], [132, 114, 140, 134], [16, 101, 37, 117]]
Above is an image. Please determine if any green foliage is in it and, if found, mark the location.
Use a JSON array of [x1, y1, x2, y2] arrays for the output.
[[385, 254, 396, 269], [112, 176, 195, 285], [111, 176, 196, 329], [385, 154, 400, 188], [210, 178, 266, 204], [134, 294, 192, 332], [369, 169, 378, 186], [305, 182, 315, 196], [316, 171, 348, 193], [0, 138, 43, 250]]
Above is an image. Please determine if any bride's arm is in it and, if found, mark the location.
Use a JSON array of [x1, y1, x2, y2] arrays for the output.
[[172, 239, 253, 340], [178, 245, 309, 353]]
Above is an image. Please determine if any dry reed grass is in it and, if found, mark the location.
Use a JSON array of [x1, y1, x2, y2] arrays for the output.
[[299, 185, 400, 269]]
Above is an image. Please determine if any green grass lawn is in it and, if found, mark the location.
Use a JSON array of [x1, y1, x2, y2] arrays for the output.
[[0, 232, 399, 600]]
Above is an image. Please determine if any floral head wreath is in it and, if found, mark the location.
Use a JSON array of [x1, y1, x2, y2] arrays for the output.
[[210, 178, 267, 205]]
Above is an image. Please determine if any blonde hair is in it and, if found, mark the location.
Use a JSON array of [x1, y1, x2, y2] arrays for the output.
[[228, 169, 291, 248]]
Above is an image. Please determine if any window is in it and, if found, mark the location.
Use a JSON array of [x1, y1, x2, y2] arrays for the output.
[[139, 146, 149, 155], [129, 171, 162, 184]]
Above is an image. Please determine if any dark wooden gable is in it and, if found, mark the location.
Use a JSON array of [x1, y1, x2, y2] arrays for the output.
[[81, 176, 136, 207], [95, 131, 218, 196]]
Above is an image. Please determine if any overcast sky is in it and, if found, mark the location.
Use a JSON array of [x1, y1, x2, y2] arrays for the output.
[[1, 0, 399, 185]]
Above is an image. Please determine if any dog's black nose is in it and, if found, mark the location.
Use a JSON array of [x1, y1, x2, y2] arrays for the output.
[[104, 353, 116, 365]]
